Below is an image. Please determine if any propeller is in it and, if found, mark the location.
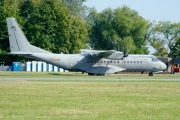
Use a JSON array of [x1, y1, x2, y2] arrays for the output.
[[123, 49, 128, 57]]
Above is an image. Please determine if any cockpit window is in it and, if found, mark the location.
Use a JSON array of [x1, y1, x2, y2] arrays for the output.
[[152, 58, 159, 62]]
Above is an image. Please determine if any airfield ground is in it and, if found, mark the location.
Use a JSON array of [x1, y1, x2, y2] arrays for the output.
[[0, 72, 180, 119]]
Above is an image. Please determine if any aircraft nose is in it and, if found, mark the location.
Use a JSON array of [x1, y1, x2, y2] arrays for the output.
[[161, 62, 167, 70]]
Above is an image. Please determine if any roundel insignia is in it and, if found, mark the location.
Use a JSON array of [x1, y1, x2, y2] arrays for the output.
[[53, 58, 56, 61]]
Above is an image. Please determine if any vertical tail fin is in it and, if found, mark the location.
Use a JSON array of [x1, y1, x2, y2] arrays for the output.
[[6, 18, 51, 55], [6, 18, 31, 54]]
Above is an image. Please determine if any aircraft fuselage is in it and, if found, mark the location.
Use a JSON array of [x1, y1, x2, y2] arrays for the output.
[[30, 53, 166, 75], [6, 18, 166, 76]]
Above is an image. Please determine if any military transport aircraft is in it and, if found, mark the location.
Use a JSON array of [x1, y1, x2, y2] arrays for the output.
[[6, 18, 166, 76]]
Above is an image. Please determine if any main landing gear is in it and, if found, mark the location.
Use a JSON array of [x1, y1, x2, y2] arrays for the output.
[[88, 73, 105, 76], [149, 72, 153, 76]]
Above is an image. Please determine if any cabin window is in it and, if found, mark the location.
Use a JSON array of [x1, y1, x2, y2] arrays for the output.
[[134, 61, 136, 63], [110, 61, 112, 63], [117, 61, 119, 63], [137, 61, 139, 63], [114, 61, 116, 63], [104, 61, 106, 63], [127, 61, 129, 63], [130, 61, 132, 63], [140, 61, 142, 63], [100, 61, 103, 63], [124, 61, 126, 63]]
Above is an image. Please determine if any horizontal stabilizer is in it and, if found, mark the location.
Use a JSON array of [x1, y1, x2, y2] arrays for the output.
[[7, 52, 32, 55]]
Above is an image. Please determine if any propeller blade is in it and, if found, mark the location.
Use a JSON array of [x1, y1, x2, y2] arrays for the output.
[[123, 49, 128, 57]]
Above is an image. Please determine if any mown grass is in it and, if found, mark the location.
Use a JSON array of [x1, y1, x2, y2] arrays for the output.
[[0, 72, 180, 119], [0, 71, 180, 80]]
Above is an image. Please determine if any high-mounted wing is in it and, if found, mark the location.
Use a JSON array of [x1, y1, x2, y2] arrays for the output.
[[80, 49, 124, 60], [80, 49, 115, 56]]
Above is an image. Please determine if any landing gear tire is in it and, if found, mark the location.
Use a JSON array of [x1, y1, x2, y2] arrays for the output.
[[88, 73, 105, 76], [149, 72, 153, 76], [88, 73, 94, 76], [99, 74, 105, 76]]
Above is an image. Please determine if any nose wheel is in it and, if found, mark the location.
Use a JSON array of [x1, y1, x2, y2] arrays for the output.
[[149, 72, 153, 76]]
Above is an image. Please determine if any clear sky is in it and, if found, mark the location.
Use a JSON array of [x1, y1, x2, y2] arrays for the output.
[[84, 0, 180, 23]]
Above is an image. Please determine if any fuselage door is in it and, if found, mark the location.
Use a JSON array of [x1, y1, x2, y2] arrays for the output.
[[119, 60, 123, 67]]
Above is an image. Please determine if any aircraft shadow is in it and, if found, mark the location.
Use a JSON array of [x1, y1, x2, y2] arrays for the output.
[[48, 73, 84, 76]]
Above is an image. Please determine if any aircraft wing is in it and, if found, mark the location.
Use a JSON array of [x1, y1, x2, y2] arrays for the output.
[[79, 65, 126, 74], [80, 49, 115, 57], [80, 49, 124, 60]]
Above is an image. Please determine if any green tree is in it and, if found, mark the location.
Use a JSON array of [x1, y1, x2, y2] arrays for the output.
[[0, 0, 24, 65], [88, 8, 115, 50], [20, 0, 89, 54], [68, 16, 89, 53], [88, 6, 148, 54], [147, 21, 180, 57], [159, 21, 180, 57], [86, 8, 103, 49], [0, 0, 89, 66], [20, 0, 70, 53], [61, 0, 88, 18]]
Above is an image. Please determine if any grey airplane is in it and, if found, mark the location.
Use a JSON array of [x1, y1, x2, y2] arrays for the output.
[[6, 18, 166, 76]]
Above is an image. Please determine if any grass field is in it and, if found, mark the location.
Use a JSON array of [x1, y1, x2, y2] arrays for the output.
[[0, 72, 180, 120]]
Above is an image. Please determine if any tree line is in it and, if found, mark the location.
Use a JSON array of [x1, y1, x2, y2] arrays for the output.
[[0, 0, 180, 65]]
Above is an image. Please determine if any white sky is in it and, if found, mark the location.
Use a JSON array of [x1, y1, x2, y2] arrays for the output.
[[84, 0, 180, 23], [84, 0, 180, 54]]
